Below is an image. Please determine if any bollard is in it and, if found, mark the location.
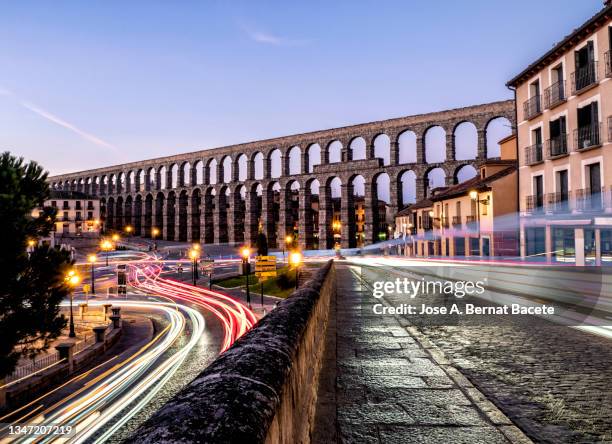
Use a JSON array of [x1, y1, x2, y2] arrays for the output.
[[109, 315, 122, 329], [55, 343, 75, 374]]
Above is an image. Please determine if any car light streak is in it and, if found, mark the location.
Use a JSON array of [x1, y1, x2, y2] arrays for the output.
[[0, 300, 204, 444]]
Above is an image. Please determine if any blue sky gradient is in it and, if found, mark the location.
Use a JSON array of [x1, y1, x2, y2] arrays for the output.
[[0, 0, 605, 174]]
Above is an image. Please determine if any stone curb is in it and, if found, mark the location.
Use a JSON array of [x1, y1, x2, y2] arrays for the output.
[[405, 326, 534, 444]]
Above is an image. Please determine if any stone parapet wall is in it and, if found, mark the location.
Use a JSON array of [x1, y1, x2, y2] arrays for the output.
[[126, 260, 336, 444]]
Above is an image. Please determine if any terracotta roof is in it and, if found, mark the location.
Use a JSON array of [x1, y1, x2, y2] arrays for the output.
[[507, 5, 612, 87], [430, 165, 516, 202]]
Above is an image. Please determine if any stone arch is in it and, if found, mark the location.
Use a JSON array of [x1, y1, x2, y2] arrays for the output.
[[194, 160, 205, 185], [124, 195, 133, 230], [252, 152, 265, 180], [203, 186, 216, 244], [191, 188, 202, 242], [349, 137, 366, 161], [237, 154, 248, 181], [485, 117, 512, 158], [373, 133, 391, 166], [425, 167, 446, 196], [134, 194, 143, 235], [398, 170, 417, 206], [269, 149, 282, 179], [154, 192, 165, 238], [158, 166, 167, 189], [144, 193, 153, 237], [424, 126, 446, 164], [398, 130, 417, 164], [454, 164, 478, 184], [178, 190, 189, 242], [288, 146, 301, 175], [327, 140, 342, 164], [170, 164, 179, 188], [454, 121, 478, 161], [181, 161, 191, 187], [221, 155, 232, 183], [232, 184, 247, 244], [307, 144, 321, 173], [206, 159, 218, 185], [115, 196, 124, 230]]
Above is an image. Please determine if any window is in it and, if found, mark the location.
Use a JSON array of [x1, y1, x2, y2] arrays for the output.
[[555, 169, 569, 211], [576, 101, 600, 149], [454, 237, 465, 256], [469, 238, 479, 256], [548, 116, 567, 156], [63, 211, 69, 220], [51, 201, 57, 207], [63, 201, 69, 209], [553, 228, 575, 263], [76, 201, 82, 210], [456, 201, 461, 217], [573, 41, 596, 92], [586, 162, 602, 210], [533, 175, 544, 211], [88, 211, 93, 220], [525, 227, 545, 257]]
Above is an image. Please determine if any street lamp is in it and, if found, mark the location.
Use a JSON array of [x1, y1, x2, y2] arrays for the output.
[[152, 227, 160, 250], [111, 233, 120, 242], [88, 254, 97, 296], [189, 248, 200, 286], [65, 270, 80, 338], [125, 225, 133, 237], [469, 190, 481, 255], [241, 247, 251, 309], [290, 251, 303, 289], [101, 239, 113, 266]]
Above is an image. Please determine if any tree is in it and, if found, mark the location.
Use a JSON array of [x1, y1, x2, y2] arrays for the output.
[[0, 152, 71, 378], [256, 231, 268, 256]]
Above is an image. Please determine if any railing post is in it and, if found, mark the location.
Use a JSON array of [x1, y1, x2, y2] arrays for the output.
[[55, 343, 75, 374]]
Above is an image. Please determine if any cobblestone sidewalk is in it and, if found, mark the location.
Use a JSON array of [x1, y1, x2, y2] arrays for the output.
[[312, 264, 532, 444]]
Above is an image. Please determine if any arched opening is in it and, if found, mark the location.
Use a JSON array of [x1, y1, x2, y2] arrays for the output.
[[178, 190, 189, 242], [426, 167, 446, 196], [170, 164, 179, 188], [155, 193, 165, 239], [399, 170, 417, 206], [425, 126, 446, 163], [349, 137, 366, 161], [398, 130, 417, 164], [329, 177, 342, 248], [195, 160, 205, 185], [237, 154, 248, 181], [374, 173, 391, 241], [134, 195, 143, 235], [144, 194, 153, 237], [328, 141, 342, 164], [222, 156, 232, 183], [115, 196, 124, 231], [217, 186, 230, 243], [203, 188, 216, 244], [207, 159, 218, 185], [182, 162, 191, 187], [288, 146, 301, 175], [245, 183, 263, 246], [166, 191, 176, 240], [307, 144, 321, 173], [455, 165, 478, 183], [351, 175, 366, 247], [270, 149, 282, 179], [191, 189, 202, 242], [454, 122, 478, 161], [159, 166, 167, 189], [124, 196, 133, 230], [106, 197, 115, 230], [304, 179, 320, 249], [486, 117, 512, 158], [253, 152, 264, 180], [374, 134, 391, 166], [138, 170, 145, 192], [147, 168, 155, 191], [233, 185, 246, 244]]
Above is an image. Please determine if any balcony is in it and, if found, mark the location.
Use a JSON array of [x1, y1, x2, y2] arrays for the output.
[[574, 188, 604, 212], [574, 123, 602, 151], [546, 134, 568, 159], [523, 95, 542, 120], [525, 143, 544, 165], [571, 61, 599, 95], [606, 51, 612, 78], [422, 217, 432, 230], [543, 81, 566, 109], [545, 192, 570, 214], [451, 216, 462, 226], [441, 216, 449, 228], [525, 195, 544, 214]]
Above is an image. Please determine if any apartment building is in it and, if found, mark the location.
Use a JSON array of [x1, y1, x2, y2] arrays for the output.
[[507, 2, 612, 265], [39, 190, 101, 237]]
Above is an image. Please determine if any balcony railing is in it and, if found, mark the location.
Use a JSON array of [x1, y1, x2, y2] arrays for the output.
[[574, 123, 602, 150], [574, 188, 604, 212], [525, 195, 544, 214], [422, 217, 432, 230], [523, 95, 542, 120], [451, 216, 462, 226], [525, 143, 544, 165], [441, 216, 449, 228], [545, 192, 570, 213], [571, 61, 599, 94], [543, 81, 566, 109], [606, 51, 612, 78], [546, 134, 568, 158]]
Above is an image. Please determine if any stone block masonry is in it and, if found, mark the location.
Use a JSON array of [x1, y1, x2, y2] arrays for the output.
[[125, 260, 336, 444]]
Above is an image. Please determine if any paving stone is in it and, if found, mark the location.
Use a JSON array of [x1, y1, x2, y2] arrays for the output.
[[378, 426, 510, 444]]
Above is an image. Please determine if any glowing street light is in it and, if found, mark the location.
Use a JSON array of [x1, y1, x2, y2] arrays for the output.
[[125, 225, 133, 237], [111, 233, 120, 242], [290, 251, 303, 289], [469, 189, 481, 252], [241, 247, 252, 309], [189, 248, 200, 286], [65, 270, 81, 338], [100, 239, 113, 266], [88, 254, 97, 296], [152, 227, 160, 239]]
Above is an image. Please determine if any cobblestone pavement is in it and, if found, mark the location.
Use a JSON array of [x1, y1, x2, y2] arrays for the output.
[[313, 264, 531, 444], [360, 263, 612, 444]]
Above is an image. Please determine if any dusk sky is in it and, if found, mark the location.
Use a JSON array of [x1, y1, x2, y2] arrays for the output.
[[0, 0, 604, 175]]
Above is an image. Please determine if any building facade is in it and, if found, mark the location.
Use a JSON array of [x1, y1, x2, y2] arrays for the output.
[[396, 135, 519, 258], [507, 2, 612, 265], [48, 101, 514, 251]]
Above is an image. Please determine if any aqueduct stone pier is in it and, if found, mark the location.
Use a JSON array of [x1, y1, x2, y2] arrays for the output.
[[49, 100, 514, 250]]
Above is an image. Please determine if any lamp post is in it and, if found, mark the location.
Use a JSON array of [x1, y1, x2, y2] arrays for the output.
[[241, 247, 251, 309], [469, 190, 481, 255], [88, 254, 97, 296], [65, 270, 80, 338], [290, 251, 303, 289], [101, 239, 113, 266], [125, 225, 133, 238], [152, 227, 160, 251], [189, 248, 200, 286], [192, 244, 200, 280]]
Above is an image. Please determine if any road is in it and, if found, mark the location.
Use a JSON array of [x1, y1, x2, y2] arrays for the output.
[[0, 251, 257, 443], [345, 256, 612, 443]]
